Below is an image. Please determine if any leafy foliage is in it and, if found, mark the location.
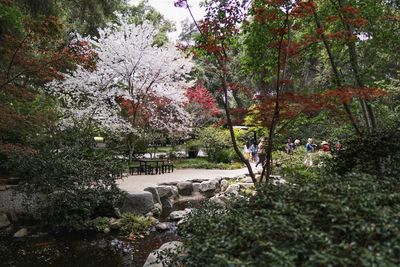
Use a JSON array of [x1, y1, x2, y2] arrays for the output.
[[174, 157, 243, 170], [13, 127, 122, 231], [120, 213, 152, 236], [177, 173, 400, 266], [327, 126, 400, 177], [197, 126, 240, 163]]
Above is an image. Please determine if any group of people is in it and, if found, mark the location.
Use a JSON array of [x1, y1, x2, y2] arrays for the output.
[[243, 139, 267, 168], [286, 138, 343, 154], [244, 137, 344, 168]]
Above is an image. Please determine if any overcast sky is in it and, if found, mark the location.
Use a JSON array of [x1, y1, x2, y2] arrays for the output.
[[130, 0, 205, 40]]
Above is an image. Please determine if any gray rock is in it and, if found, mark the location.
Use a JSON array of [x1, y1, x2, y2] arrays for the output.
[[160, 198, 173, 215], [225, 184, 240, 195], [14, 228, 28, 238], [120, 191, 154, 215], [0, 212, 10, 228], [209, 195, 229, 207], [158, 181, 178, 186], [220, 180, 229, 192], [212, 177, 223, 183], [155, 186, 175, 199], [168, 209, 192, 221], [144, 187, 162, 205], [109, 218, 121, 230], [151, 203, 162, 217], [189, 178, 208, 183], [155, 222, 174, 231], [192, 183, 201, 194], [143, 241, 185, 267], [171, 187, 179, 199], [199, 179, 219, 197], [177, 182, 193, 196]]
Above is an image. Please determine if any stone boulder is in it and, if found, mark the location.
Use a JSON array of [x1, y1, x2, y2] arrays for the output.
[[177, 182, 193, 196], [144, 187, 162, 205], [151, 203, 162, 217], [192, 183, 201, 194], [155, 186, 175, 199], [220, 179, 229, 192], [168, 208, 192, 221], [209, 194, 230, 207], [120, 191, 154, 215], [155, 222, 175, 231], [156, 186, 179, 215], [143, 241, 185, 267], [14, 228, 28, 238], [225, 184, 240, 195], [108, 218, 121, 230], [199, 179, 220, 197]]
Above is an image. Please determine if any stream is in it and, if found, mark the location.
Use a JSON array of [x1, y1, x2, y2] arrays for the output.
[[0, 228, 179, 267]]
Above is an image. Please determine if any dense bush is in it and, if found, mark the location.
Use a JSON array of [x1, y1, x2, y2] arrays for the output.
[[12, 127, 122, 231], [174, 158, 243, 170], [273, 149, 325, 185], [177, 174, 400, 266], [327, 126, 400, 177], [197, 126, 241, 163]]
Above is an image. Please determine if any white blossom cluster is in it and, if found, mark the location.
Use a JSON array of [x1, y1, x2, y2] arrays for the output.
[[48, 17, 193, 134]]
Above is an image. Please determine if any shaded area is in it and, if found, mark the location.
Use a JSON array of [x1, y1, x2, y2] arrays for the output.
[[0, 230, 179, 267]]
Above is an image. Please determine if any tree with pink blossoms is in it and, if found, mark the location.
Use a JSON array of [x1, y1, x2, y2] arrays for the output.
[[48, 16, 194, 156]]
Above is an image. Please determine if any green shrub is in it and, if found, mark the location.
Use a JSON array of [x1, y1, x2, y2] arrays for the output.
[[87, 217, 110, 232], [213, 148, 240, 163], [197, 126, 238, 163], [326, 126, 400, 177], [12, 127, 122, 232], [174, 158, 243, 170], [273, 149, 323, 185], [176, 174, 400, 266], [120, 213, 152, 236]]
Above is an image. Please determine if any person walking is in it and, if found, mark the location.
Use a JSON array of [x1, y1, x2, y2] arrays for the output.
[[256, 138, 266, 168], [285, 138, 294, 154], [304, 138, 314, 167], [294, 138, 301, 149], [249, 142, 258, 163], [243, 142, 251, 160]]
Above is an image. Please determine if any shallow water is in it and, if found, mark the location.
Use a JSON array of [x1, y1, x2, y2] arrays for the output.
[[0, 230, 179, 267]]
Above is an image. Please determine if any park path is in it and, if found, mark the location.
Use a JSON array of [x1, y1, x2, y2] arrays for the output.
[[117, 166, 258, 192]]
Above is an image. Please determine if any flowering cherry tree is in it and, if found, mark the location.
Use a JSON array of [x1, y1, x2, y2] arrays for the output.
[[48, 17, 193, 135]]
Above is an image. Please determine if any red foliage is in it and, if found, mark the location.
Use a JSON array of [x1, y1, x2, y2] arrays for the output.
[[185, 84, 220, 116], [253, 86, 386, 126], [291, 1, 317, 18]]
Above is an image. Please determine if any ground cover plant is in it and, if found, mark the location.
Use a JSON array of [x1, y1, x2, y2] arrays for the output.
[[174, 157, 243, 170], [177, 172, 400, 266]]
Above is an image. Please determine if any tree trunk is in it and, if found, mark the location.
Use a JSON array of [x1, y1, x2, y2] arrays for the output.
[[310, 0, 362, 136]]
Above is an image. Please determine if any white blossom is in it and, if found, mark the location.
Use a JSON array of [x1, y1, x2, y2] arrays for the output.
[[48, 17, 193, 134]]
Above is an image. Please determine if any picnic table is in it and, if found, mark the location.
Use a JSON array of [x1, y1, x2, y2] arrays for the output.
[[129, 159, 174, 175]]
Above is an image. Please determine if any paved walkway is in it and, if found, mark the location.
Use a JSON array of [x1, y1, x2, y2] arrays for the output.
[[117, 166, 259, 192]]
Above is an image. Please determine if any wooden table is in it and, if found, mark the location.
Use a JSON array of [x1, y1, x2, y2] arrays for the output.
[[138, 159, 166, 175]]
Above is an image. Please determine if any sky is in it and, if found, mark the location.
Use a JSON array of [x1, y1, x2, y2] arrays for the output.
[[130, 0, 205, 40]]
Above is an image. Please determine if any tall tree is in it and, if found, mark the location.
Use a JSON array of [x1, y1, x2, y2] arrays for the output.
[[48, 17, 193, 159]]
